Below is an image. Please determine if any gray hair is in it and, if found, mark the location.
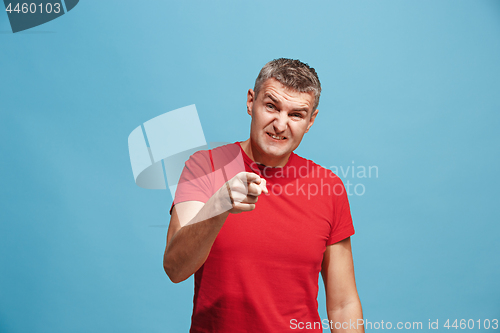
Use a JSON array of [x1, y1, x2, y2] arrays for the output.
[[254, 58, 322, 111]]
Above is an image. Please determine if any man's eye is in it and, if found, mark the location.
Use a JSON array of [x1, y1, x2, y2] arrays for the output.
[[266, 103, 275, 110], [291, 113, 302, 118]]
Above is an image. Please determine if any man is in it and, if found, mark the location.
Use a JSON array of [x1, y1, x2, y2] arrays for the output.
[[164, 58, 364, 332]]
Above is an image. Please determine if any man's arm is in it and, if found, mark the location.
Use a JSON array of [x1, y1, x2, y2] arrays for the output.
[[163, 172, 267, 283], [321, 237, 364, 333]]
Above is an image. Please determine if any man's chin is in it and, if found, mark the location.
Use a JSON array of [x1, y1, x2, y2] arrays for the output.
[[262, 146, 291, 159], [252, 138, 294, 159]]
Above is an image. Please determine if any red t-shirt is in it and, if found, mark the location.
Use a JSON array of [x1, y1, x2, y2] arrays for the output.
[[172, 142, 355, 333]]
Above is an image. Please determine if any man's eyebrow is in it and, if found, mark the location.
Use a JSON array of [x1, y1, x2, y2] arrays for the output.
[[263, 93, 280, 104], [291, 108, 309, 112]]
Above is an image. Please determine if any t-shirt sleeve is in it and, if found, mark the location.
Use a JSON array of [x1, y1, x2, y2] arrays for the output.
[[326, 177, 355, 245], [169, 150, 215, 214]]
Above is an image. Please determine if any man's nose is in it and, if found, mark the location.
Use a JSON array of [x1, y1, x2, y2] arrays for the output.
[[273, 111, 288, 133]]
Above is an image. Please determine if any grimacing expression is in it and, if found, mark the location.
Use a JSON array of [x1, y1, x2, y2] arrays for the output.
[[247, 78, 318, 167]]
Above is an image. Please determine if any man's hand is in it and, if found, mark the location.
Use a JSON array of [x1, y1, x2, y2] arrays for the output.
[[225, 172, 268, 214], [179, 171, 268, 227]]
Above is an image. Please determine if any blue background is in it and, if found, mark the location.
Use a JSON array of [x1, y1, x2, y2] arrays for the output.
[[1, 1, 499, 332]]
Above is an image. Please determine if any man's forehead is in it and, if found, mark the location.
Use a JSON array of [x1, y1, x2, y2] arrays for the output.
[[258, 78, 315, 109]]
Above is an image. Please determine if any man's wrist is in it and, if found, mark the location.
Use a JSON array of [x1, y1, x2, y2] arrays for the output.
[[213, 183, 233, 214]]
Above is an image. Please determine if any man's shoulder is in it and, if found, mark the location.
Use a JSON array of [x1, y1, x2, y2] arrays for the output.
[[184, 142, 243, 175], [186, 142, 239, 163]]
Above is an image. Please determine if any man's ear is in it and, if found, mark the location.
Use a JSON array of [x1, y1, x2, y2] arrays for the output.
[[247, 89, 255, 116], [305, 109, 319, 133]]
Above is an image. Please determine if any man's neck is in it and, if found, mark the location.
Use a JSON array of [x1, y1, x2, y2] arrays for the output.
[[239, 139, 290, 168]]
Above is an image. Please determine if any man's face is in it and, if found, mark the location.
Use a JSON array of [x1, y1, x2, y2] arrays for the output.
[[246, 78, 318, 167]]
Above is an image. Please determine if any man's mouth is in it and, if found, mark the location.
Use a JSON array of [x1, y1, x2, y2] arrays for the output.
[[267, 132, 286, 140]]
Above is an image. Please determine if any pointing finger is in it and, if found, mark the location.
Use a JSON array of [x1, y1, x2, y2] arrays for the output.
[[260, 178, 268, 194]]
